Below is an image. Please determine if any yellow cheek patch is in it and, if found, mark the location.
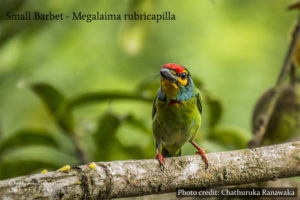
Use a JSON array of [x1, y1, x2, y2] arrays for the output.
[[162, 79, 179, 97], [178, 70, 189, 86], [178, 78, 188, 86]]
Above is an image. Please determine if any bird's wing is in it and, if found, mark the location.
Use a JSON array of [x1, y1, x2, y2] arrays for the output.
[[196, 90, 202, 114], [152, 95, 157, 119]]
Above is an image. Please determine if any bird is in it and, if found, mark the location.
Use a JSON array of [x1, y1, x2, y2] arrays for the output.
[[152, 63, 208, 169]]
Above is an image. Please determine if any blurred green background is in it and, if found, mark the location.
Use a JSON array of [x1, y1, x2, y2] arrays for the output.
[[0, 0, 297, 179]]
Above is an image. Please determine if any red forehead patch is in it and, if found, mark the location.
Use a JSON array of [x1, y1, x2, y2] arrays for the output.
[[163, 63, 185, 74]]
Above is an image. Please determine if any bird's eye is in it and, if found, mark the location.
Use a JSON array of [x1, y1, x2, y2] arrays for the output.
[[181, 72, 187, 79]]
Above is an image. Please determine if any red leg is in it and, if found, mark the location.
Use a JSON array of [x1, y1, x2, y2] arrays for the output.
[[190, 141, 209, 169], [155, 146, 165, 170]]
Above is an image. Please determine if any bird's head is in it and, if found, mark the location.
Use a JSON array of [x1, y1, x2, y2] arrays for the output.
[[160, 63, 193, 99]]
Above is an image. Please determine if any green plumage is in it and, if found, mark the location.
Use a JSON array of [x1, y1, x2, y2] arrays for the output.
[[152, 64, 207, 168], [152, 86, 202, 157]]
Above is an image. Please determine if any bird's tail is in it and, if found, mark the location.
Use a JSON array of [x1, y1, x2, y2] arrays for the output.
[[162, 148, 181, 157]]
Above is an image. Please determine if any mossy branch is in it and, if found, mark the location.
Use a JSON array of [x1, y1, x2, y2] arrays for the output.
[[0, 141, 299, 199]]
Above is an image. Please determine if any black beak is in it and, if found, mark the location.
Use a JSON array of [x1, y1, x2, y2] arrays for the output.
[[160, 68, 178, 83]]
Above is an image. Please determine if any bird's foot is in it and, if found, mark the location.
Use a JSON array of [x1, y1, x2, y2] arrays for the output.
[[190, 141, 209, 169], [155, 153, 165, 170], [195, 148, 209, 169]]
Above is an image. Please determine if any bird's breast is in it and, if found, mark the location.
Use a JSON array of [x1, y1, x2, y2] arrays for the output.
[[152, 97, 201, 154], [153, 97, 201, 135]]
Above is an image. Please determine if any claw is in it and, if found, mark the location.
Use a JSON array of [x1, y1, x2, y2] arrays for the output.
[[155, 153, 165, 170], [190, 141, 209, 170], [196, 150, 209, 169]]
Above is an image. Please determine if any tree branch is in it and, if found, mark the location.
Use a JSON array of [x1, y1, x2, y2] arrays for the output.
[[70, 134, 88, 164], [121, 180, 300, 200], [248, 13, 300, 148], [0, 141, 300, 199]]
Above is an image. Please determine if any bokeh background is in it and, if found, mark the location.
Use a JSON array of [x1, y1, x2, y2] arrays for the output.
[[0, 0, 297, 179]]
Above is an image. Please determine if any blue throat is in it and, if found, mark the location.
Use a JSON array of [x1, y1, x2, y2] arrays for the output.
[[157, 77, 195, 102]]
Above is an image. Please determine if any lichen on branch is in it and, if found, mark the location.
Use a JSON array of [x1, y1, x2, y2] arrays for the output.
[[0, 141, 299, 199]]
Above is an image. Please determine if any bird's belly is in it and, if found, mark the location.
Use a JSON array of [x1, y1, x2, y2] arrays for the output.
[[153, 98, 201, 154]]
